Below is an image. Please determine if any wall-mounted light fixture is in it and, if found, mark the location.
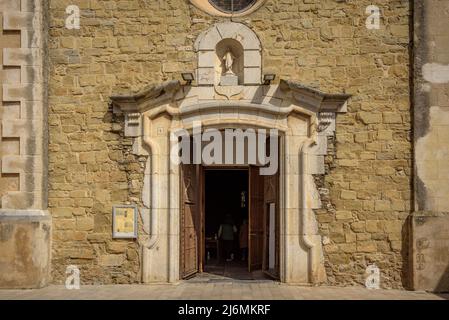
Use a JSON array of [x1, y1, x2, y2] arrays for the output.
[[263, 74, 276, 85], [263, 73, 276, 85], [181, 72, 195, 85]]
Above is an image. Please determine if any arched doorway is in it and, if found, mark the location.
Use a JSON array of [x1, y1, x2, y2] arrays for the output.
[[177, 128, 281, 281]]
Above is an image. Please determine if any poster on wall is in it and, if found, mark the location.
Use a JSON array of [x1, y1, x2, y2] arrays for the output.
[[112, 205, 138, 239]]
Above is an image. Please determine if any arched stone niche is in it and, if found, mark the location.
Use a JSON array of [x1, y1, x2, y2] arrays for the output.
[[195, 22, 262, 86], [216, 39, 244, 85]]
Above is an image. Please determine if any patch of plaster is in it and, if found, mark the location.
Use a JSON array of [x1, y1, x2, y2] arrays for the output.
[[421, 83, 432, 92], [415, 106, 449, 212], [422, 63, 449, 84]]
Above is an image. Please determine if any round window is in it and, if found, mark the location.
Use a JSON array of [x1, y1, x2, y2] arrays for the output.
[[190, 0, 265, 17], [208, 0, 257, 13]]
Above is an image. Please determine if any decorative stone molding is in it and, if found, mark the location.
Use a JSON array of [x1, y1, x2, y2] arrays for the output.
[[111, 80, 181, 115], [0, 0, 47, 210], [111, 79, 350, 284], [194, 22, 262, 86], [125, 113, 142, 137], [317, 112, 336, 133], [280, 80, 350, 113]]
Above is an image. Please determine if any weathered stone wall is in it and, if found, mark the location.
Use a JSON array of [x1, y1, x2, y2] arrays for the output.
[[0, 211, 51, 288], [48, 0, 411, 287], [411, 0, 449, 292], [414, 1, 449, 215]]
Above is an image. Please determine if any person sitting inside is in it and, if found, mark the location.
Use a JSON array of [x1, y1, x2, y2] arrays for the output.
[[218, 214, 237, 262]]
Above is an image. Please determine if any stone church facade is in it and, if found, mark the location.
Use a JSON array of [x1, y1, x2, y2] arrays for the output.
[[0, 0, 448, 292]]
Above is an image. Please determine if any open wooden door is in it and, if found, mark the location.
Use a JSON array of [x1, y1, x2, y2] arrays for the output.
[[249, 166, 264, 272], [180, 164, 200, 279], [263, 170, 280, 279]]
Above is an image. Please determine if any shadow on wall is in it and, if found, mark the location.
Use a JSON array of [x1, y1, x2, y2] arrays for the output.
[[435, 264, 449, 294], [401, 215, 411, 290]]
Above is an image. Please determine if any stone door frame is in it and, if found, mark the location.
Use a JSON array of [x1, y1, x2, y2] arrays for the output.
[[142, 101, 324, 284], [175, 121, 287, 281]]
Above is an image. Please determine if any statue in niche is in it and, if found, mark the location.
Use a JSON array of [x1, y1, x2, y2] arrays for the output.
[[222, 50, 235, 75]]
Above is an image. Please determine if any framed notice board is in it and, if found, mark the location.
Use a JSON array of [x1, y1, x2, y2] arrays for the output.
[[112, 205, 138, 239]]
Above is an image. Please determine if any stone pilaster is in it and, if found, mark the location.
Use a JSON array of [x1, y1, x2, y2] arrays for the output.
[[0, 0, 50, 289], [411, 0, 449, 292]]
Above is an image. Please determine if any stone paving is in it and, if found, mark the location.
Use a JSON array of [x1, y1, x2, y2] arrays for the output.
[[0, 283, 447, 300]]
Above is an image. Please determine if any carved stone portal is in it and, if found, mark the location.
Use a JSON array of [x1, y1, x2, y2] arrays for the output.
[[110, 79, 351, 285], [109, 22, 351, 286]]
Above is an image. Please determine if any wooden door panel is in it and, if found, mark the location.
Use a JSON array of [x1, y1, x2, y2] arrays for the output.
[[180, 164, 200, 279], [184, 247, 197, 275], [249, 166, 264, 272], [184, 204, 195, 228], [264, 174, 277, 203], [263, 166, 280, 279]]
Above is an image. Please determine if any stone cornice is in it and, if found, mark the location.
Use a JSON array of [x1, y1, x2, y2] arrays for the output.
[[110, 80, 181, 113], [110, 79, 352, 115], [280, 80, 352, 113]]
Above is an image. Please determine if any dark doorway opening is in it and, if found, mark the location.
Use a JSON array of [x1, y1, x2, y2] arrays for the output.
[[180, 164, 280, 282], [202, 169, 267, 281], [205, 169, 248, 244]]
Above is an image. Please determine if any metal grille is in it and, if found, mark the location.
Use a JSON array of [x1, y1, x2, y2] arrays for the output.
[[208, 0, 257, 13]]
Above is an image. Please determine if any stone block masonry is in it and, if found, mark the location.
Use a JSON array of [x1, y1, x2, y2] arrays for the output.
[[47, 0, 412, 288]]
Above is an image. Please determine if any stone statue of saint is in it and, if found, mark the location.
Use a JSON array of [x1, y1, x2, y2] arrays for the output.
[[223, 50, 235, 75]]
